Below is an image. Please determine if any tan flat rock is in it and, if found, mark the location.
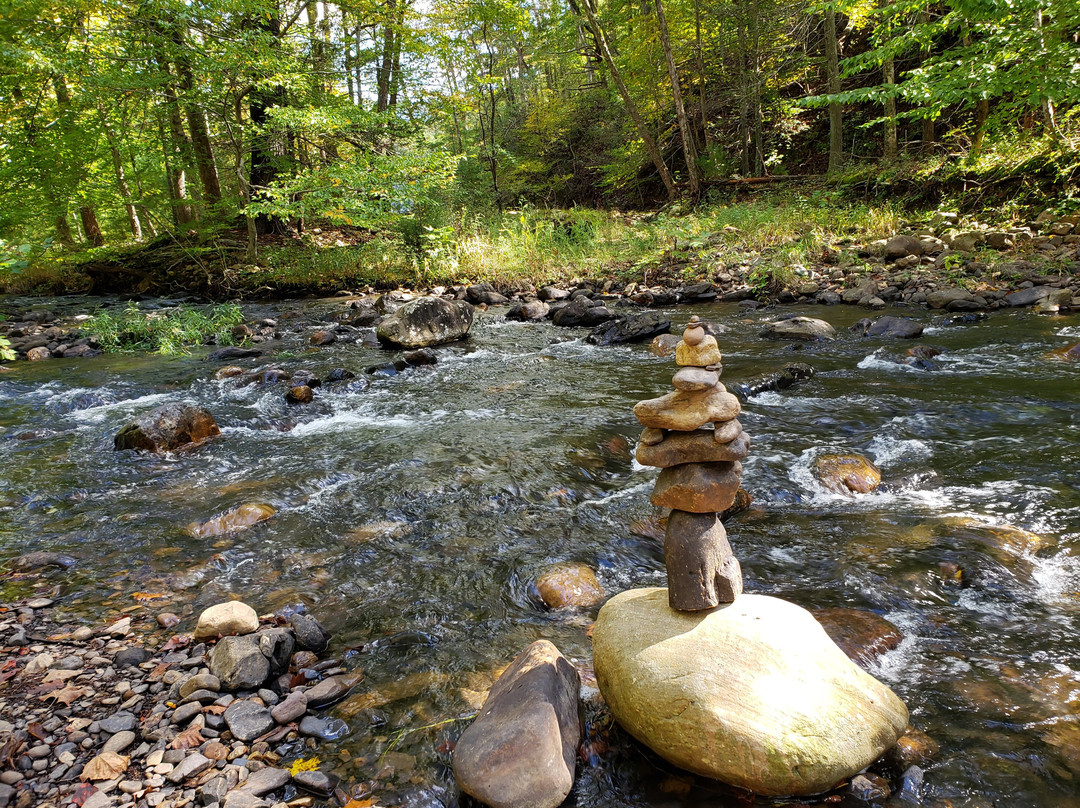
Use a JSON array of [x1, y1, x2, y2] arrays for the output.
[[676, 336, 722, 367], [634, 387, 740, 431], [650, 461, 742, 513], [636, 430, 750, 468]]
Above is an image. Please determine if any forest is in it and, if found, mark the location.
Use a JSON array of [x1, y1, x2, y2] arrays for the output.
[[1, 0, 1079, 290]]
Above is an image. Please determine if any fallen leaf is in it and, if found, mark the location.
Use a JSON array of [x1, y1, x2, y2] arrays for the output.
[[131, 592, 168, 603], [160, 634, 192, 652], [70, 783, 98, 807], [146, 662, 171, 682], [202, 704, 227, 715], [42, 669, 81, 683], [44, 684, 88, 706], [343, 800, 375, 808], [170, 727, 204, 750], [27, 722, 48, 740], [81, 752, 129, 781]]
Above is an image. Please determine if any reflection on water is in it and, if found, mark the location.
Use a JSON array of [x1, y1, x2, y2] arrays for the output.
[[2, 298, 1080, 806]]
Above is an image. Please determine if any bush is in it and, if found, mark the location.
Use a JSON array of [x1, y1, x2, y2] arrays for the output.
[[84, 302, 245, 355]]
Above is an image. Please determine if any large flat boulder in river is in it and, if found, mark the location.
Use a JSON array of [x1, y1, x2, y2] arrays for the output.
[[587, 312, 670, 345], [376, 297, 473, 348], [760, 316, 836, 342], [113, 404, 220, 453], [592, 588, 908, 797]]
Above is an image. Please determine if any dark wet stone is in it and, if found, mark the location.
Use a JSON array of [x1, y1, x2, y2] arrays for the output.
[[1005, 286, 1052, 307], [289, 614, 330, 653], [258, 628, 295, 678], [587, 312, 671, 346], [676, 281, 718, 302], [113, 647, 152, 668], [402, 348, 437, 367], [223, 700, 276, 742], [6, 552, 77, 573], [453, 640, 581, 808], [245, 368, 291, 385], [309, 330, 336, 346], [207, 346, 262, 361], [291, 769, 340, 797], [848, 773, 890, 801], [733, 363, 815, 399], [862, 316, 924, 339], [285, 385, 314, 404], [114, 404, 220, 453], [466, 283, 509, 306], [324, 367, 356, 382], [297, 715, 347, 740], [376, 297, 474, 348], [505, 300, 550, 321]]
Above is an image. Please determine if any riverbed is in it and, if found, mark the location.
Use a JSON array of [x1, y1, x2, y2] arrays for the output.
[[2, 296, 1079, 807]]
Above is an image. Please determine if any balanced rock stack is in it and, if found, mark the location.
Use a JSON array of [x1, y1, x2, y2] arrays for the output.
[[633, 315, 750, 610]]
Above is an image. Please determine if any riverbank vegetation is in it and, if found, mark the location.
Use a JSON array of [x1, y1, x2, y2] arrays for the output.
[[1, 0, 1078, 296]]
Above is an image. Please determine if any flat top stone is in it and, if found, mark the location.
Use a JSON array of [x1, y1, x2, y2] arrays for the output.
[[672, 367, 719, 391]]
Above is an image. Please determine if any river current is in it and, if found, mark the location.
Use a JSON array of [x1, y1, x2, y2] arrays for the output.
[[2, 297, 1079, 807]]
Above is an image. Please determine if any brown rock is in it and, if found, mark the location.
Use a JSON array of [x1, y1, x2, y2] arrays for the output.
[[26, 346, 52, 361], [650, 462, 742, 513], [535, 564, 605, 609], [633, 387, 740, 432], [813, 608, 904, 667], [672, 367, 719, 391], [682, 316, 706, 346], [720, 488, 754, 521], [649, 333, 681, 357], [815, 454, 881, 495], [639, 427, 665, 446], [285, 385, 314, 404], [675, 335, 722, 367], [636, 429, 750, 468], [214, 365, 246, 380], [114, 404, 220, 453], [664, 511, 741, 610], [187, 503, 276, 538], [886, 727, 940, 770], [1051, 341, 1080, 360], [713, 418, 742, 443], [309, 330, 336, 346], [453, 640, 582, 808]]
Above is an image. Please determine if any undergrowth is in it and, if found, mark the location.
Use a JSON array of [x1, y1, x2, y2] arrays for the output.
[[84, 302, 245, 355]]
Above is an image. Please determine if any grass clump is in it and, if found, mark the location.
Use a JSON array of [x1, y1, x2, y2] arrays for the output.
[[84, 302, 245, 355]]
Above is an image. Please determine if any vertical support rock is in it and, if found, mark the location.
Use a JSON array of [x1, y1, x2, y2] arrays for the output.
[[664, 511, 743, 610]]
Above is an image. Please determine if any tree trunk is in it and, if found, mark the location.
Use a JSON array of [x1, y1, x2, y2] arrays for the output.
[[575, 0, 677, 199], [249, 13, 288, 235], [154, 50, 196, 224], [884, 55, 897, 161], [171, 28, 222, 206], [918, 7, 934, 153], [694, 0, 710, 148], [54, 212, 76, 250], [99, 108, 143, 239], [655, 0, 699, 197], [824, 8, 842, 173], [376, 0, 395, 112], [354, 22, 365, 105], [80, 206, 105, 247], [973, 99, 989, 153], [388, 1, 405, 107]]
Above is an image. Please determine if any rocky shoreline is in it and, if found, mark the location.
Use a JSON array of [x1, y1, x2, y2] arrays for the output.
[[0, 587, 362, 808]]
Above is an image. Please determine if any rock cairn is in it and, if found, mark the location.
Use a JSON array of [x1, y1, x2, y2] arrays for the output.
[[633, 316, 750, 610]]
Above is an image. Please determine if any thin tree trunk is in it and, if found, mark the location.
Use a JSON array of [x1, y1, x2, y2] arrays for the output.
[[171, 28, 222, 206], [80, 206, 105, 247], [54, 212, 76, 250], [825, 8, 842, 173], [575, 0, 677, 199], [376, 0, 395, 112], [655, 0, 699, 197], [884, 54, 897, 161], [127, 145, 157, 237], [99, 107, 143, 239], [694, 0, 710, 148], [355, 22, 364, 105], [919, 7, 934, 153], [972, 99, 989, 153], [154, 52, 196, 224], [389, 1, 405, 107]]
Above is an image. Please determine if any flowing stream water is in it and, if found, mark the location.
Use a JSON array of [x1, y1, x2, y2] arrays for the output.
[[2, 296, 1079, 807]]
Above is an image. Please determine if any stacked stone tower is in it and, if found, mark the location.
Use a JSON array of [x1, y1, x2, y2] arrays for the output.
[[633, 316, 750, 610]]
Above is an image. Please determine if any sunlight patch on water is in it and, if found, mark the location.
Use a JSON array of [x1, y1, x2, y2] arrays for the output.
[[66, 392, 174, 424]]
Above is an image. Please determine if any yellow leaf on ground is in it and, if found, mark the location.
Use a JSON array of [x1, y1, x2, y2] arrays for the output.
[[81, 752, 129, 781]]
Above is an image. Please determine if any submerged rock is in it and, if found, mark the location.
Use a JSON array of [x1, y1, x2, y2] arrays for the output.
[[535, 564, 605, 609], [6, 551, 77, 573], [114, 404, 220, 453], [453, 640, 582, 808], [376, 297, 474, 348], [187, 503, 275, 538], [815, 454, 882, 495], [592, 589, 908, 796], [813, 608, 904, 667]]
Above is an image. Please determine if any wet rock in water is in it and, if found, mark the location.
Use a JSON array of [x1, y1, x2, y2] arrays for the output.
[[848, 773, 891, 801], [6, 551, 77, 572], [209, 635, 271, 690], [587, 312, 671, 346], [304, 671, 364, 708], [506, 299, 550, 321], [402, 347, 438, 366], [292, 769, 340, 797], [245, 367, 291, 385], [1052, 342, 1080, 360], [188, 503, 275, 537], [195, 601, 260, 641], [886, 727, 940, 770], [309, 330, 336, 346], [223, 700, 276, 742], [298, 715, 346, 739], [214, 365, 246, 380], [1005, 285, 1052, 307], [636, 429, 750, 468], [732, 362, 815, 398], [650, 461, 743, 513], [815, 454, 882, 495], [649, 333, 681, 357], [720, 488, 754, 521], [26, 346, 52, 361], [376, 297, 474, 348], [453, 640, 582, 808], [271, 690, 307, 724], [633, 387, 741, 432], [813, 608, 904, 667], [289, 613, 331, 653], [551, 297, 613, 327], [592, 588, 908, 796], [157, 612, 181, 628], [760, 316, 837, 342], [207, 346, 262, 361], [285, 385, 314, 404], [863, 316, 924, 339], [113, 403, 220, 453], [325, 367, 357, 382], [113, 647, 152, 668], [535, 563, 605, 609]]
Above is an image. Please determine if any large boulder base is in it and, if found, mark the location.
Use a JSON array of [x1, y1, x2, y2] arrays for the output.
[[453, 640, 582, 808], [592, 589, 908, 797], [376, 297, 474, 348], [114, 404, 220, 453]]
